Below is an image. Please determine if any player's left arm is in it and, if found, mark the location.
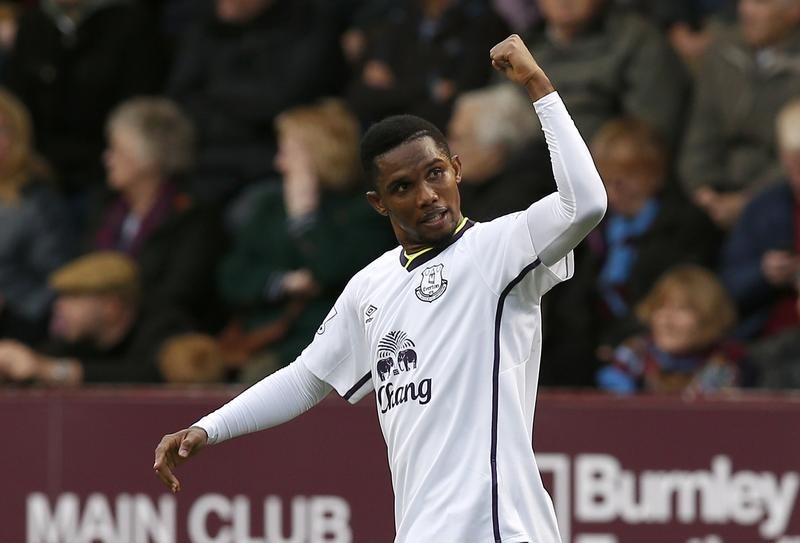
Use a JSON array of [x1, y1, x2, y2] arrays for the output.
[[490, 35, 607, 266]]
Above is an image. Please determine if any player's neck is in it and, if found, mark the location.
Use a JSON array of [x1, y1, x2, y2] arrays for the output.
[[401, 216, 469, 257]]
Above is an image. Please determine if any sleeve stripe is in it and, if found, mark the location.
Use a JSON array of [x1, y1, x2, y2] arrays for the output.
[[343, 371, 372, 401]]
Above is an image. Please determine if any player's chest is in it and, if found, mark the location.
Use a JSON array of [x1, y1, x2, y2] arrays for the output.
[[363, 254, 485, 328], [359, 256, 495, 377], [363, 257, 501, 420]]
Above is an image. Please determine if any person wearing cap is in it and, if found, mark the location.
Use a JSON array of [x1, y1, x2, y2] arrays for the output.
[[0, 251, 190, 385]]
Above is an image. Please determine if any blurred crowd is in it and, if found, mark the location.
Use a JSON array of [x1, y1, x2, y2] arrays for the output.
[[0, 0, 799, 397]]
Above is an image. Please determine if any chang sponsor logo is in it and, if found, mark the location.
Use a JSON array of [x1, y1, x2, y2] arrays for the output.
[[375, 330, 432, 414], [377, 379, 432, 414]]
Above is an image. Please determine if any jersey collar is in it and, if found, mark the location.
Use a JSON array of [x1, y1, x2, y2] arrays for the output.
[[399, 217, 474, 272]]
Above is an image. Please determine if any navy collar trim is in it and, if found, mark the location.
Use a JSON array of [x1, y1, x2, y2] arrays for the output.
[[398, 219, 475, 272]]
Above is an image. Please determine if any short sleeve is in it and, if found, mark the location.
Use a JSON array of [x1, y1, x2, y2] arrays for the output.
[[467, 212, 573, 297], [297, 282, 373, 404]]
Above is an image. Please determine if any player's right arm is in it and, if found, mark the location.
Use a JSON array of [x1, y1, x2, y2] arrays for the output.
[[153, 361, 332, 493], [153, 426, 208, 493]]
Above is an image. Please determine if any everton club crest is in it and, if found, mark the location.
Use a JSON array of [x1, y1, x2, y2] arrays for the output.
[[415, 264, 448, 302]]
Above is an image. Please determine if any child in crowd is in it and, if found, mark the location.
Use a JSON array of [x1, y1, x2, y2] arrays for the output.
[[598, 264, 742, 395]]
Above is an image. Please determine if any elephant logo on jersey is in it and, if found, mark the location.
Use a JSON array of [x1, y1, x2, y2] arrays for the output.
[[376, 330, 417, 382], [415, 264, 447, 302]]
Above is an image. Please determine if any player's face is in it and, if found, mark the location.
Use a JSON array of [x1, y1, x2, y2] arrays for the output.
[[367, 136, 463, 252]]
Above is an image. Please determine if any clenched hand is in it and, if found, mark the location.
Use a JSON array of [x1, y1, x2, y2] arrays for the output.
[[489, 34, 554, 101]]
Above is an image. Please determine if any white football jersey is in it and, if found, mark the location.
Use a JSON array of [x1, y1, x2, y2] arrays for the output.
[[301, 213, 572, 543], [193, 92, 605, 543]]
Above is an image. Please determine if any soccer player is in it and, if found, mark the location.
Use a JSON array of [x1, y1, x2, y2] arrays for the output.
[[154, 35, 607, 543]]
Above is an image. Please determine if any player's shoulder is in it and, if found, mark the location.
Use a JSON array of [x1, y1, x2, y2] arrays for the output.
[[464, 212, 527, 243], [470, 212, 522, 228]]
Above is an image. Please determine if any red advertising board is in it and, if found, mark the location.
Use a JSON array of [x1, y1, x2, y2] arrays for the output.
[[1, 388, 799, 543]]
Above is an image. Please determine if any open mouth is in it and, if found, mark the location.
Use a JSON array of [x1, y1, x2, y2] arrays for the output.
[[420, 208, 448, 226]]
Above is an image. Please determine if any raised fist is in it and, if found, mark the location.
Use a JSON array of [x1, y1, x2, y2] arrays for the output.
[[489, 34, 543, 87]]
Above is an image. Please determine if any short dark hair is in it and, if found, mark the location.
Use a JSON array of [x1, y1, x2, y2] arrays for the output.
[[360, 115, 451, 190]]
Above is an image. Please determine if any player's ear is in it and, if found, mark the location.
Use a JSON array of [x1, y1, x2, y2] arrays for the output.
[[451, 154, 462, 184], [366, 191, 389, 216]]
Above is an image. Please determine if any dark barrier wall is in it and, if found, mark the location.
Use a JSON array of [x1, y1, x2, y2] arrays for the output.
[[2, 388, 800, 543]]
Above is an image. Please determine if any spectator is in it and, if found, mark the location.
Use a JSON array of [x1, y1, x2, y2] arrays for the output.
[[597, 264, 741, 395], [0, 252, 190, 385], [345, 0, 508, 129], [588, 118, 720, 341], [721, 97, 800, 339], [536, 117, 718, 387], [0, 87, 75, 342], [217, 99, 395, 381], [679, 0, 800, 229], [448, 83, 549, 222], [167, 0, 341, 202], [93, 97, 225, 331], [4, 0, 163, 199], [525, 0, 690, 146], [617, 0, 736, 70]]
